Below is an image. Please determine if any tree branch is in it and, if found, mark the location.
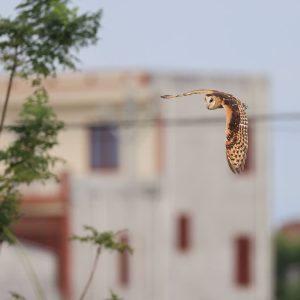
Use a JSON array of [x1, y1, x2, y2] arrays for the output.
[[0, 48, 18, 140], [79, 246, 101, 300]]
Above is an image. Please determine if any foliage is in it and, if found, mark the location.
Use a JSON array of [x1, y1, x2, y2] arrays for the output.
[[1, 89, 64, 184], [105, 290, 123, 300], [72, 225, 133, 254], [275, 234, 300, 300], [0, 0, 102, 84], [0, 0, 102, 244], [10, 292, 26, 300], [0, 90, 64, 243], [72, 226, 132, 300]]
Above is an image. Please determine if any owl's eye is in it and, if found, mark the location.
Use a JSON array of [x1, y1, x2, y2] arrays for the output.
[[209, 99, 213, 103]]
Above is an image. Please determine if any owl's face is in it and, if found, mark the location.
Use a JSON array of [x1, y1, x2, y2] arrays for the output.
[[204, 95, 223, 110]]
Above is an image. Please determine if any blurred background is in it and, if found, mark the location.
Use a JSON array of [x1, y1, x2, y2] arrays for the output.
[[1, 0, 300, 299]]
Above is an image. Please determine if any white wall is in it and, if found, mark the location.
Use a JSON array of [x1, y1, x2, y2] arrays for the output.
[[159, 75, 271, 300], [69, 73, 271, 300]]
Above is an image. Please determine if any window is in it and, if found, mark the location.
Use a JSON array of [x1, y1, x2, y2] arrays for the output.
[[89, 125, 119, 169], [234, 235, 252, 287], [176, 214, 191, 252], [118, 235, 130, 286]]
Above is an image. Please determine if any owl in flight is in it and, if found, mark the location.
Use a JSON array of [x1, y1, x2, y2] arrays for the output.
[[161, 89, 248, 174]]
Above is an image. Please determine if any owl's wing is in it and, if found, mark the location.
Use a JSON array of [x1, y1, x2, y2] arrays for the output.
[[161, 89, 248, 174], [161, 89, 220, 99], [221, 96, 248, 174]]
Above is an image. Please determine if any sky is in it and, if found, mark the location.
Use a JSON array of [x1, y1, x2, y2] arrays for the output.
[[1, 0, 300, 226]]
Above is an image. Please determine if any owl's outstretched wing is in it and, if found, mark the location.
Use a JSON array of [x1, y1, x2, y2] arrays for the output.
[[161, 89, 220, 99], [161, 89, 249, 174], [221, 96, 248, 174]]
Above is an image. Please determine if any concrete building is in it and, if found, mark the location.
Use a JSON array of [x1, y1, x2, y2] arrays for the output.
[[1, 71, 271, 300]]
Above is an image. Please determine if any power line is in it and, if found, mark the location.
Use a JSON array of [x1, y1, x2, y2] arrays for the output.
[[61, 112, 300, 129], [4, 112, 300, 129]]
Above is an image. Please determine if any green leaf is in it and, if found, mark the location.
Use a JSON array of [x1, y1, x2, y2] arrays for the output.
[[10, 292, 26, 300], [0, 0, 102, 84], [71, 226, 134, 254], [105, 290, 123, 300], [1, 89, 64, 185], [0, 0, 102, 245], [0, 89, 64, 243]]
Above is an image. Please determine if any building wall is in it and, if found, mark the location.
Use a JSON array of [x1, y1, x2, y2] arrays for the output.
[[1, 72, 159, 178], [71, 176, 161, 300], [157, 75, 271, 300], [0, 243, 61, 299], [1, 72, 271, 300]]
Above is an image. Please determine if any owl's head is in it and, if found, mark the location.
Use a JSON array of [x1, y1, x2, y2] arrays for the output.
[[204, 95, 223, 110]]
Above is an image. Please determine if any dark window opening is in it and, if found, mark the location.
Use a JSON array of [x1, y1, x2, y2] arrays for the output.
[[90, 124, 119, 169], [118, 235, 130, 286], [176, 214, 191, 252], [235, 235, 252, 287]]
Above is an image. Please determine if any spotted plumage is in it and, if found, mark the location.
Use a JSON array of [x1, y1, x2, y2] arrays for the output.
[[161, 89, 248, 174]]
